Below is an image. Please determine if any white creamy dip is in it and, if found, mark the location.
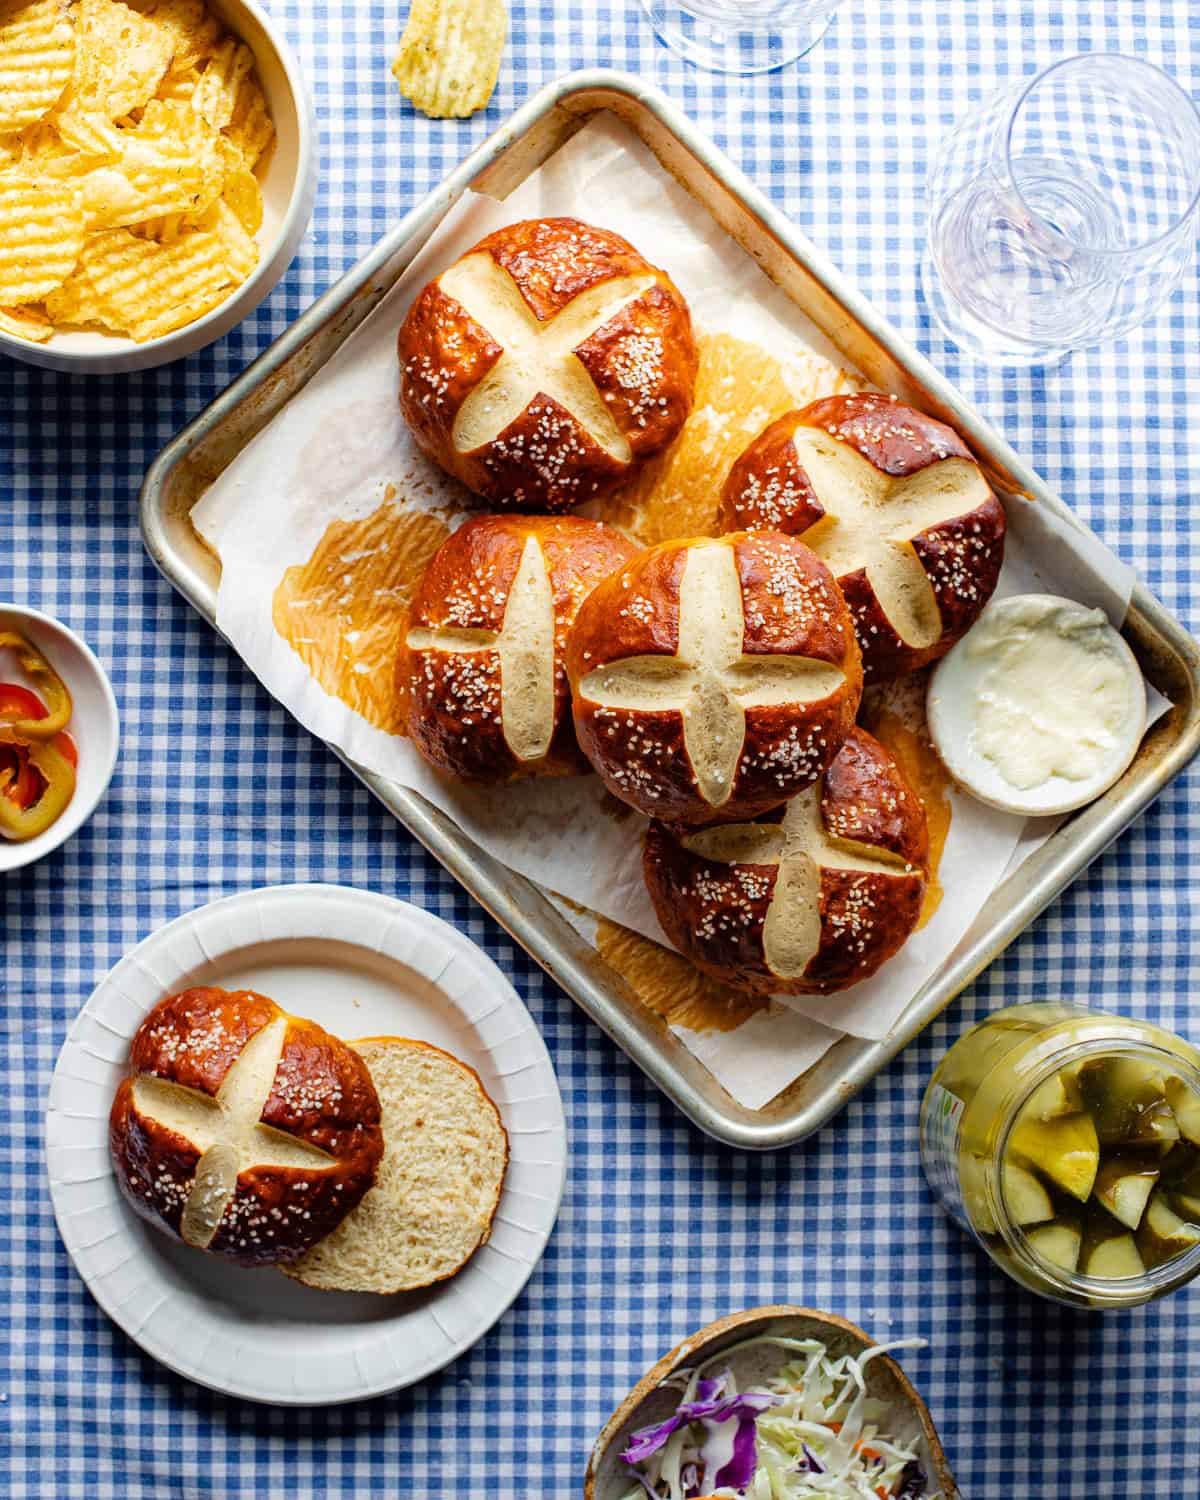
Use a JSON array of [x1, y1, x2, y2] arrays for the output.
[[967, 598, 1134, 790], [927, 593, 1147, 816]]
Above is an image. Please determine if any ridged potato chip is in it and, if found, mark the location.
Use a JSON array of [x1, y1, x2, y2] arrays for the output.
[[72, 0, 174, 119], [0, 0, 75, 134], [0, 172, 85, 303], [51, 107, 121, 157], [154, 57, 200, 101], [392, 0, 506, 120], [207, 196, 256, 280], [224, 72, 272, 167], [79, 142, 205, 228], [141, 0, 221, 70], [0, 301, 52, 341], [192, 35, 253, 129], [219, 156, 261, 234], [74, 224, 233, 339]]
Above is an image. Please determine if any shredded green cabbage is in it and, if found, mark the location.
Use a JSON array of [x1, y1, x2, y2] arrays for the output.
[[617, 1334, 941, 1500]]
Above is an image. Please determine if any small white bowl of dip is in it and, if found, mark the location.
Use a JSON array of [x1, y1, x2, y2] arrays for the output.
[[927, 593, 1147, 817]]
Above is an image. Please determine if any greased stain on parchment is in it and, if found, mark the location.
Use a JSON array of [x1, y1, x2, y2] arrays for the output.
[[862, 685, 953, 929], [596, 915, 767, 1034], [272, 490, 451, 735], [611, 332, 865, 545]]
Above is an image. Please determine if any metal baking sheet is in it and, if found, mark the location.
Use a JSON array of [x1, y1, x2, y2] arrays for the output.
[[140, 69, 1200, 1150]]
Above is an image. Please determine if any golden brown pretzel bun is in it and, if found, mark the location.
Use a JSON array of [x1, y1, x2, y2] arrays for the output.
[[718, 392, 1006, 681], [397, 217, 698, 513], [399, 514, 638, 783], [565, 531, 863, 825], [643, 727, 928, 995], [109, 988, 383, 1268]]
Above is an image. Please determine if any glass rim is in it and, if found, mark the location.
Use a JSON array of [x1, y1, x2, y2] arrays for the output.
[[1003, 52, 1200, 258]]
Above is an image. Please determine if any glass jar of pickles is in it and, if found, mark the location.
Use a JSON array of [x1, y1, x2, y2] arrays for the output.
[[921, 1002, 1200, 1307]]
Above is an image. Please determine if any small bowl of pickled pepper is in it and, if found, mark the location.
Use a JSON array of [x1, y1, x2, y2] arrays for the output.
[[0, 605, 119, 873]]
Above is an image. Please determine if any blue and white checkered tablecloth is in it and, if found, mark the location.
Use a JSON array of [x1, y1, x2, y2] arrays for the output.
[[3, 2, 1199, 1496]]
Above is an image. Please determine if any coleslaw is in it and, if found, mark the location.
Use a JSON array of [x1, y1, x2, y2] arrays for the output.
[[617, 1335, 941, 1500]]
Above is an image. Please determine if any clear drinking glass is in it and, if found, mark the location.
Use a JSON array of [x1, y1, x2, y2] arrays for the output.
[[638, 0, 844, 74], [921, 54, 1200, 366]]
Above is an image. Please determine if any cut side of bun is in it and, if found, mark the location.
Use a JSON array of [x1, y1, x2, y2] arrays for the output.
[[284, 1038, 509, 1295]]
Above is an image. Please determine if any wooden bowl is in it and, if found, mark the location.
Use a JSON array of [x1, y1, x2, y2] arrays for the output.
[[584, 1305, 956, 1498]]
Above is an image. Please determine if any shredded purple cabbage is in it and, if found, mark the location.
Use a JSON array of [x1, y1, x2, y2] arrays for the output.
[[620, 1371, 781, 1492], [896, 1460, 927, 1497], [799, 1442, 825, 1473]]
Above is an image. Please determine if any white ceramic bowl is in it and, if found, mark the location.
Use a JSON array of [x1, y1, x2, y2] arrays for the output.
[[0, 0, 316, 375], [0, 604, 120, 872]]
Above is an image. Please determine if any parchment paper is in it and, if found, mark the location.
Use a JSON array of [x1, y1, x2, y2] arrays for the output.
[[193, 116, 1147, 1106]]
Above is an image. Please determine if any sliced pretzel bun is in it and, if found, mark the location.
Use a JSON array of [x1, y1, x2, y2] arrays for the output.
[[398, 216, 698, 513], [565, 531, 863, 825], [399, 514, 637, 782], [643, 727, 929, 995], [284, 1038, 509, 1295], [109, 988, 383, 1268], [718, 392, 1006, 681]]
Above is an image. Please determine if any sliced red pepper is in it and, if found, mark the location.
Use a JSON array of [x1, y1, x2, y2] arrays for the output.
[[0, 736, 76, 841], [0, 633, 73, 740]]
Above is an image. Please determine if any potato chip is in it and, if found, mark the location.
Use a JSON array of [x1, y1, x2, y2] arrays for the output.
[[0, 0, 75, 134], [0, 301, 52, 341], [79, 139, 204, 228], [207, 196, 256, 280], [133, 96, 225, 214], [192, 36, 252, 129], [73, 224, 233, 339], [155, 58, 200, 102], [0, 172, 85, 303], [219, 157, 261, 234], [392, 0, 506, 120], [223, 72, 272, 167], [142, 0, 221, 69], [50, 107, 121, 157], [72, 0, 174, 119]]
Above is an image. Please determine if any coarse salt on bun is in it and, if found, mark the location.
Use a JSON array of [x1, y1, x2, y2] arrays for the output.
[[398, 216, 697, 513]]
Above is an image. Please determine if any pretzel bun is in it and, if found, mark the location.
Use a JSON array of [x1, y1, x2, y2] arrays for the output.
[[643, 728, 928, 995], [718, 392, 1006, 680], [397, 217, 698, 513], [109, 988, 383, 1268], [565, 531, 863, 825], [399, 514, 638, 783]]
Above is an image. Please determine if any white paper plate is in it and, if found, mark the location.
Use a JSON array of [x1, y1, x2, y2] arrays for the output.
[[45, 883, 567, 1405]]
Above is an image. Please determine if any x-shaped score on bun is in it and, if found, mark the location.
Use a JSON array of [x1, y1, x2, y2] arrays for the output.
[[439, 253, 656, 464], [682, 786, 913, 979], [406, 533, 556, 762], [131, 1016, 334, 1250], [783, 426, 990, 650], [577, 542, 847, 809]]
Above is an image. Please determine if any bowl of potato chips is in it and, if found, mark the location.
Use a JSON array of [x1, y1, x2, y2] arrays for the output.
[[0, 0, 315, 372]]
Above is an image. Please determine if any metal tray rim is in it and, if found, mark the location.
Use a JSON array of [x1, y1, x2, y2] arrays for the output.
[[140, 68, 1200, 1150]]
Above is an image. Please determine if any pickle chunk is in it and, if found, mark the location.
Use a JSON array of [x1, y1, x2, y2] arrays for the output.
[[1082, 1234, 1145, 1280], [1025, 1220, 1082, 1273], [1010, 1111, 1100, 1202], [1092, 1156, 1159, 1231], [961, 1155, 1053, 1234], [1137, 1192, 1200, 1269], [1164, 1077, 1200, 1146], [1077, 1057, 1179, 1146]]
